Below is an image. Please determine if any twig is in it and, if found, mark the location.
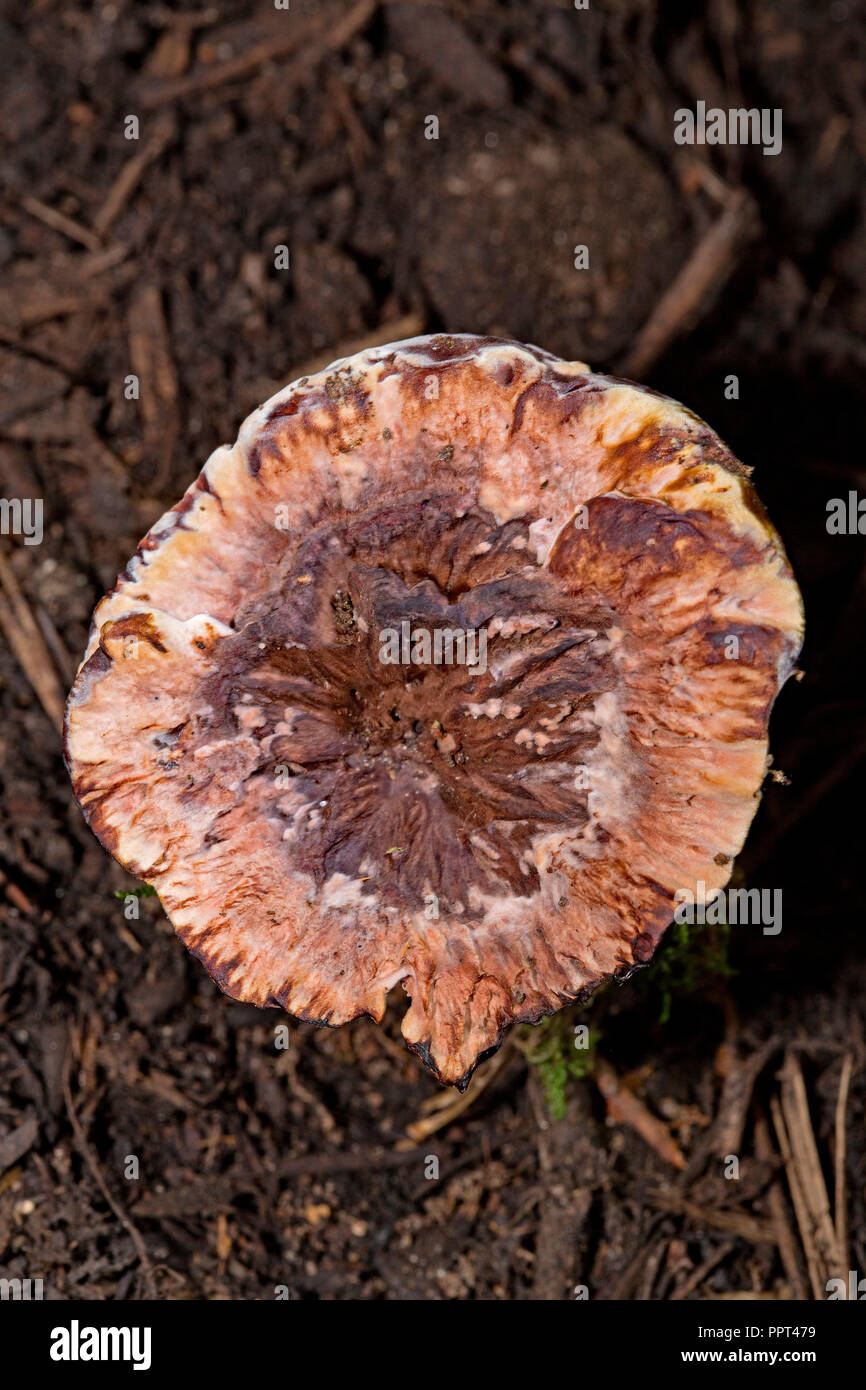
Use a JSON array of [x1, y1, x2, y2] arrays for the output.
[[635, 1238, 668, 1301], [406, 1043, 512, 1141], [5, 289, 113, 330], [833, 1052, 854, 1266], [618, 189, 754, 380], [601, 1216, 669, 1300], [20, 195, 102, 252], [328, 74, 373, 163], [0, 867, 36, 917], [93, 113, 176, 236], [0, 550, 66, 734], [713, 1035, 782, 1156], [754, 1106, 808, 1300], [128, 282, 180, 491], [781, 1052, 844, 1282], [769, 1093, 822, 1299], [63, 1042, 157, 1298], [771, 1052, 845, 1299], [670, 1240, 735, 1301], [35, 604, 76, 686], [649, 1190, 776, 1244], [277, 1047, 341, 1140], [594, 1055, 686, 1170], [140, 0, 376, 108]]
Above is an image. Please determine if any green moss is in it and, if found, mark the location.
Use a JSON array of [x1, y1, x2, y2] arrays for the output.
[[113, 884, 157, 900], [517, 1012, 601, 1120], [637, 915, 733, 1024]]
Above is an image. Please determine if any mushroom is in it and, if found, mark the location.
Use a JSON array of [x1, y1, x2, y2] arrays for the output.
[[65, 335, 803, 1088]]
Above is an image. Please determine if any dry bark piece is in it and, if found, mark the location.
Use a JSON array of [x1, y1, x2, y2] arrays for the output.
[[65, 334, 803, 1088]]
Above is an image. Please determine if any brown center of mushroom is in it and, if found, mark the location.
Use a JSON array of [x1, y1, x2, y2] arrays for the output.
[[204, 496, 617, 918]]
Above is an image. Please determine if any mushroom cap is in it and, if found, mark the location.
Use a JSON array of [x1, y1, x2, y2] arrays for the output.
[[65, 335, 803, 1088]]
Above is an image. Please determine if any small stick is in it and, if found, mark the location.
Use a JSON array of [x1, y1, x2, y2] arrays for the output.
[[833, 1051, 854, 1265], [754, 1106, 808, 1300], [603, 1214, 669, 1300], [328, 74, 373, 163], [635, 1238, 668, 1301], [0, 868, 36, 917], [670, 1239, 735, 1301], [779, 1052, 845, 1283], [594, 1055, 686, 1170], [20, 195, 102, 252], [649, 1189, 776, 1244], [0, 551, 66, 734], [35, 604, 76, 686], [128, 281, 180, 490], [713, 1035, 781, 1156], [7, 289, 111, 330], [771, 1093, 822, 1298], [618, 189, 754, 381], [406, 1044, 512, 1141], [140, 0, 376, 108], [93, 113, 176, 236]]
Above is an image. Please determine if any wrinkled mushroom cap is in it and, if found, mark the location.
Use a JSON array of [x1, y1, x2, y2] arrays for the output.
[[66, 335, 803, 1087]]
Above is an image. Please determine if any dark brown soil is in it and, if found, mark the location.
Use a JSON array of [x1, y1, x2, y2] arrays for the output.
[[1, 0, 864, 1301]]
